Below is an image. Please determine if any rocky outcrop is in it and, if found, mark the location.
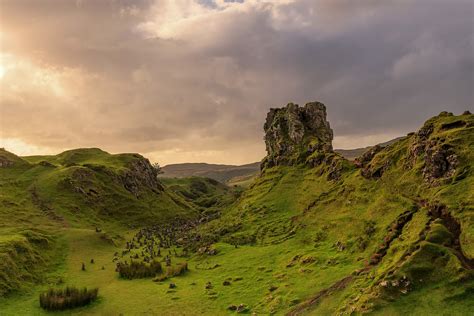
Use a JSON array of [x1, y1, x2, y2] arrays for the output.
[[120, 157, 164, 196], [261, 102, 333, 169], [62, 156, 164, 198], [406, 113, 461, 185], [422, 144, 458, 183], [354, 145, 382, 169], [354, 145, 388, 178]]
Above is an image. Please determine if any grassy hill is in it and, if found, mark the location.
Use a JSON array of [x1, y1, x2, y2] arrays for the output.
[[196, 111, 474, 314], [0, 111, 473, 315], [161, 177, 241, 217], [0, 148, 196, 298]]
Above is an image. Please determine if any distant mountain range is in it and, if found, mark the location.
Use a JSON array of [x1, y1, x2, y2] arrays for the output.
[[160, 162, 261, 184], [160, 138, 403, 184], [333, 137, 404, 160]]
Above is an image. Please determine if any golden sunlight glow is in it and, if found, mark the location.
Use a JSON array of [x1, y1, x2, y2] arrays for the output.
[[0, 65, 5, 79], [0, 138, 58, 156]]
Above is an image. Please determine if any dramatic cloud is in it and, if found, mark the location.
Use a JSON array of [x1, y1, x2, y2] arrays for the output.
[[0, 0, 473, 164]]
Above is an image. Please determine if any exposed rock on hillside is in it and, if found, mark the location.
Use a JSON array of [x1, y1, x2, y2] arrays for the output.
[[60, 156, 164, 198], [406, 112, 468, 185], [355, 111, 472, 181], [422, 144, 458, 183], [354, 145, 382, 169], [120, 157, 164, 196], [354, 145, 387, 178], [261, 102, 334, 169]]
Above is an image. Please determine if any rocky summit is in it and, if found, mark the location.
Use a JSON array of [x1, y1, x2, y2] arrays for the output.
[[261, 101, 334, 169]]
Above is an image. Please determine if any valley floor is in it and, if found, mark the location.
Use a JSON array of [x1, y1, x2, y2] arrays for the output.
[[1, 227, 357, 315], [2, 223, 472, 315]]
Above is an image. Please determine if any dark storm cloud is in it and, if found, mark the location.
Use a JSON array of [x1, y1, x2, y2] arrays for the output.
[[0, 0, 472, 164]]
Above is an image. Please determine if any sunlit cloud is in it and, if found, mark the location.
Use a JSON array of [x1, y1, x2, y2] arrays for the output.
[[0, 137, 59, 157], [0, 0, 472, 164]]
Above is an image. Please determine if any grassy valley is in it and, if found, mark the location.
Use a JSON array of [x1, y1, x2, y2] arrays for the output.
[[0, 105, 473, 315]]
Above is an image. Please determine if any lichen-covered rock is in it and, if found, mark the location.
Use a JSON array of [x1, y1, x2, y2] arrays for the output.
[[405, 122, 434, 169], [262, 102, 333, 169], [422, 143, 458, 183]]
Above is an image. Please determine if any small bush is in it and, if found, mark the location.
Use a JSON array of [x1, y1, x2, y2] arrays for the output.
[[167, 262, 188, 277], [154, 262, 188, 282], [118, 260, 162, 279], [39, 287, 98, 311]]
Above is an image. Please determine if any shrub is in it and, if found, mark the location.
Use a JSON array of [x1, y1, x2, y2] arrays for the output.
[[167, 262, 188, 277], [118, 260, 162, 279], [39, 286, 98, 311], [154, 262, 188, 282]]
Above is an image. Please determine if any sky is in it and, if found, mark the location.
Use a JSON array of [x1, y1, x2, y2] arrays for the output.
[[0, 0, 473, 165]]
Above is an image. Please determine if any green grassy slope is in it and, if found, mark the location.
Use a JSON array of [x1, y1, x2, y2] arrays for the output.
[[0, 112, 472, 315], [161, 177, 240, 216], [0, 148, 196, 299], [196, 111, 474, 314]]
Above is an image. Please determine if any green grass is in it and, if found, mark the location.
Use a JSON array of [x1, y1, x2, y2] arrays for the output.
[[0, 112, 473, 314], [161, 176, 239, 214], [23, 148, 137, 171], [0, 227, 360, 315]]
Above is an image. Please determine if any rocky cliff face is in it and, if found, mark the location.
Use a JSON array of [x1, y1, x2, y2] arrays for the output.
[[261, 102, 334, 169], [354, 111, 472, 182], [120, 157, 164, 196], [406, 111, 467, 185]]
